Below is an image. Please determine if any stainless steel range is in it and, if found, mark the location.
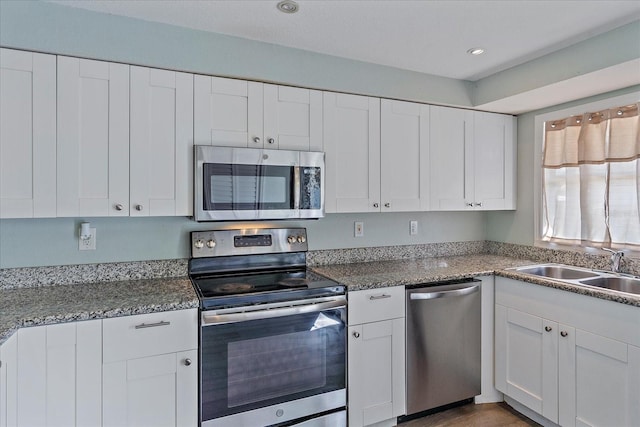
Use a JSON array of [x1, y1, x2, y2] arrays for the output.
[[189, 228, 347, 427]]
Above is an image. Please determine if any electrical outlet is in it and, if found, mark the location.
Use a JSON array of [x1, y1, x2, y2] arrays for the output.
[[354, 221, 364, 237], [79, 228, 97, 250], [410, 220, 418, 235]]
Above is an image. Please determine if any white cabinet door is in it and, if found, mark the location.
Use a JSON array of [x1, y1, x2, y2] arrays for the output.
[[380, 99, 430, 212], [194, 75, 263, 148], [130, 66, 194, 216], [559, 329, 640, 427], [0, 48, 56, 218], [0, 334, 17, 427], [12, 321, 102, 427], [348, 318, 405, 427], [429, 105, 474, 210], [103, 350, 198, 427], [323, 92, 381, 213], [57, 56, 129, 217], [473, 111, 516, 210], [430, 107, 516, 211], [263, 84, 323, 151], [495, 304, 558, 423]]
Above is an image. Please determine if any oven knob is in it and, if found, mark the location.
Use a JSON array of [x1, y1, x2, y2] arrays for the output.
[[206, 239, 216, 248], [287, 236, 296, 244], [194, 239, 205, 249], [297, 235, 306, 243]]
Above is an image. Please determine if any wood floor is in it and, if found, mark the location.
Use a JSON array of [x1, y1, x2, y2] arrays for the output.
[[398, 402, 541, 427]]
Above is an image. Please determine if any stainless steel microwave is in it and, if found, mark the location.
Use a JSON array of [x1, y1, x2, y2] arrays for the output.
[[194, 146, 325, 221]]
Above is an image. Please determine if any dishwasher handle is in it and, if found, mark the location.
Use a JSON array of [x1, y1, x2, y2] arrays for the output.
[[409, 283, 480, 300]]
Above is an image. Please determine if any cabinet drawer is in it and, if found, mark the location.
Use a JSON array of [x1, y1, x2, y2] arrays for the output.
[[103, 309, 197, 363], [348, 286, 405, 325]]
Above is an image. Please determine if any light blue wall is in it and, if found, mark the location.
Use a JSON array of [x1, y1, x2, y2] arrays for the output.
[[0, 1, 487, 268]]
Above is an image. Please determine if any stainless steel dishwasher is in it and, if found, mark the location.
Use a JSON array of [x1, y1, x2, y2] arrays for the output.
[[405, 279, 481, 416]]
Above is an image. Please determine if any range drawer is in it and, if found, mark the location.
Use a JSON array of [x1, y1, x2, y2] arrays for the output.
[[348, 286, 405, 325], [103, 308, 198, 363]]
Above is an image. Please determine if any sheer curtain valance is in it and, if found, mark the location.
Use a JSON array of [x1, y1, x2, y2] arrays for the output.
[[542, 103, 640, 249]]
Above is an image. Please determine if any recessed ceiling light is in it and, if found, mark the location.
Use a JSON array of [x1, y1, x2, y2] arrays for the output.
[[467, 48, 485, 56], [277, 0, 299, 13]]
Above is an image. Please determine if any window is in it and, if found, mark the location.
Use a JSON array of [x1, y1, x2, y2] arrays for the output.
[[541, 102, 640, 250]]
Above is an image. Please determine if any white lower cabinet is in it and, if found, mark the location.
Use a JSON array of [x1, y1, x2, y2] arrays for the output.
[[102, 309, 198, 427], [495, 277, 640, 427], [348, 286, 405, 427], [0, 320, 102, 427]]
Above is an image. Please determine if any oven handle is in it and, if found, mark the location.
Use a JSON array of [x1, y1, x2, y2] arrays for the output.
[[201, 299, 346, 325]]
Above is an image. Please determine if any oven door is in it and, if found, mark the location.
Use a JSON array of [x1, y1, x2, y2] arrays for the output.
[[195, 145, 300, 221], [200, 297, 347, 427]]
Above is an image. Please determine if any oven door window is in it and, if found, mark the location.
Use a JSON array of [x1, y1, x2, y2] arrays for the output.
[[203, 163, 294, 210], [201, 308, 346, 421]]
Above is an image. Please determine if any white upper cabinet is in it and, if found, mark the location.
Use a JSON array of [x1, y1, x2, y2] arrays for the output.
[[263, 84, 323, 151], [473, 111, 516, 210], [323, 92, 381, 213], [430, 106, 516, 211], [194, 75, 263, 148], [130, 66, 194, 216], [57, 56, 130, 217], [194, 76, 322, 151], [380, 99, 430, 212], [0, 48, 56, 218]]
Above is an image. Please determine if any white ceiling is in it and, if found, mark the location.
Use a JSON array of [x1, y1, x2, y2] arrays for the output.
[[48, 0, 640, 81]]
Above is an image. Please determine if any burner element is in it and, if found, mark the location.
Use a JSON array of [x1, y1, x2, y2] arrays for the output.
[[277, 278, 309, 287], [217, 283, 255, 293]]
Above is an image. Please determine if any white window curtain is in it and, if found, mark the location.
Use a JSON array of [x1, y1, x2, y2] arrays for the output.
[[542, 103, 640, 249]]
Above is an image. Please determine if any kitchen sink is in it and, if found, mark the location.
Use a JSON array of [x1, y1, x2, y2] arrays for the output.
[[515, 265, 599, 280], [579, 276, 640, 295]]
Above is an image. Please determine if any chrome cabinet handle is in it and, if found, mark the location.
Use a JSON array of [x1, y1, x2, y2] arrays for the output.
[[134, 321, 170, 329], [268, 137, 275, 144], [373, 203, 379, 208], [545, 326, 552, 332], [369, 294, 391, 300], [352, 331, 360, 338], [384, 203, 390, 208], [184, 358, 192, 366], [135, 204, 143, 211], [253, 136, 261, 144], [115, 204, 124, 211], [560, 331, 568, 337], [474, 202, 483, 207]]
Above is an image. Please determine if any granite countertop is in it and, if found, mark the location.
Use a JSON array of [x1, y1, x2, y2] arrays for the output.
[[312, 254, 640, 307], [0, 277, 198, 345], [3, 254, 639, 347]]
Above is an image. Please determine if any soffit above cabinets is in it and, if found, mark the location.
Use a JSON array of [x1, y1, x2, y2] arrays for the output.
[[46, 0, 640, 82]]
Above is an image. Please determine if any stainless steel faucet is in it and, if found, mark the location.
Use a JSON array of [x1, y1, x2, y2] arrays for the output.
[[602, 248, 624, 273]]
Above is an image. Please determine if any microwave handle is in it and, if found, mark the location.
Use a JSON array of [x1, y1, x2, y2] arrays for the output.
[[294, 167, 301, 209]]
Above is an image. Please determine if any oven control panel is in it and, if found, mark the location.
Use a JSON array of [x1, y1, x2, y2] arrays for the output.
[[191, 228, 308, 258]]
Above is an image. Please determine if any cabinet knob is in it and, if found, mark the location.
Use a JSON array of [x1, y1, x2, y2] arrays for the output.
[[384, 203, 390, 208], [373, 203, 379, 208], [267, 137, 275, 144], [115, 203, 124, 211], [135, 204, 143, 211], [466, 202, 474, 207], [352, 331, 360, 338], [184, 358, 192, 366], [253, 136, 261, 144], [560, 331, 568, 337], [545, 326, 552, 332]]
